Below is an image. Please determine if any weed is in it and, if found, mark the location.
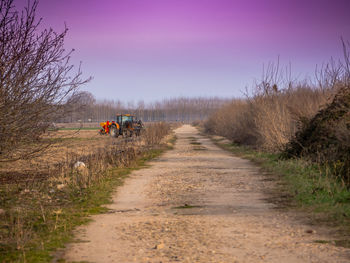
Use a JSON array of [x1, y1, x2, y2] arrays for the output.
[[167, 135, 177, 148], [172, 204, 202, 209], [188, 137, 203, 148], [334, 239, 350, 248], [193, 146, 207, 151], [314, 240, 332, 244]]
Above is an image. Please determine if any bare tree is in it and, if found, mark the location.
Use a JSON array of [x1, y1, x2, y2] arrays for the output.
[[0, 0, 91, 161], [63, 91, 96, 122]]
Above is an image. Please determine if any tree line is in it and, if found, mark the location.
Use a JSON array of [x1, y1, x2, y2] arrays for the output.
[[59, 94, 229, 123]]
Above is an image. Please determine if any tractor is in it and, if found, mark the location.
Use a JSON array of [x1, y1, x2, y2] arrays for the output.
[[99, 114, 144, 138]]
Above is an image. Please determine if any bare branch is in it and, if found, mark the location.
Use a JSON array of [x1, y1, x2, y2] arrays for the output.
[[0, 0, 91, 161]]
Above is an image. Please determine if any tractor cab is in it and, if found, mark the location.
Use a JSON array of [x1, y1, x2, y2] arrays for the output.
[[116, 114, 134, 126]]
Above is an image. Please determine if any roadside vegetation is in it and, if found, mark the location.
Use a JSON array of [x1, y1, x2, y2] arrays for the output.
[[0, 122, 174, 262], [211, 137, 350, 237], [204, 41, 350, 242]]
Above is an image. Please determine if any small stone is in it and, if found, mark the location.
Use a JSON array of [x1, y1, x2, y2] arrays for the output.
[[155, 243, 165, 249], [74, 161, 86, 169], [57, 183, 65, 190], [0, 208, 5, 215], [305, 229, 316, 234], [53, 209, 62, 215]]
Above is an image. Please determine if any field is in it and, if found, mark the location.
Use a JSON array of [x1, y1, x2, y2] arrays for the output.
[[0, 129, 112, 182], [0, 121, 168, 181]]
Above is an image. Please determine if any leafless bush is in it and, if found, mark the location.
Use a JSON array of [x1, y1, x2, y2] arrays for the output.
[[143, 122, 171, 146], [251, 85, 330, 151], [0, 0, 90, 162], [205, 64, 331, 151], [205, 99, 258, 145]]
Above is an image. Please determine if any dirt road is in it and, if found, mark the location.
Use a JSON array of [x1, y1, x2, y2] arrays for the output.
[[64, 125, 350, 262]]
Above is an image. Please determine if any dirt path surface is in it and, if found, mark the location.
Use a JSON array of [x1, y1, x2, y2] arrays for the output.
[[64, 125, 350, 263]]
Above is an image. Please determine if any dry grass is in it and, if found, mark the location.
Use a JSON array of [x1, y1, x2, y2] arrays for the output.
[[250, 86, 331, 151], [0, 122, 172, 262], [143, 122, 172, 146], [55, 122, 100, 129], [205, 85, 332, 152]]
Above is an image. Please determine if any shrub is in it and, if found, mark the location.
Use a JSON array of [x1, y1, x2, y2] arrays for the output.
[[284, 86, 350, 183], [205, 86, 329, 152]]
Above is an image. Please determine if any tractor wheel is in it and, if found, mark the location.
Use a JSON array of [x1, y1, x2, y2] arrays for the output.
[[122, 129, 127, 138], [110, 125, 119, 138]]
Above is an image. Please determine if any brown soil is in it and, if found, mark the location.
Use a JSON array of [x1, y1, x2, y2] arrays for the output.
[[63, 125, 350, 263]]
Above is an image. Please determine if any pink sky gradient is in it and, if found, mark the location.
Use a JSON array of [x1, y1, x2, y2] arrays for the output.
[[14, 0, 350, 101]]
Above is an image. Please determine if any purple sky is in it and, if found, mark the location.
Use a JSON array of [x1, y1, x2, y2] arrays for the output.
[[15, 0, 350, 102]]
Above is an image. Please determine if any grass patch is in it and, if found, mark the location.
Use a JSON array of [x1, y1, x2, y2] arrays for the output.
[[166, 134, 177, 150], [210, 135, 350, 247], [169, 135, 177, 145], [45, 137, 99, 143], [172, 204, 202, 209], [188, 137, 203, 148], [314, 240, 332, 244], [334, 239, 350, 247], [193, 146, 207, 151], [0, 169, 126, 262]]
